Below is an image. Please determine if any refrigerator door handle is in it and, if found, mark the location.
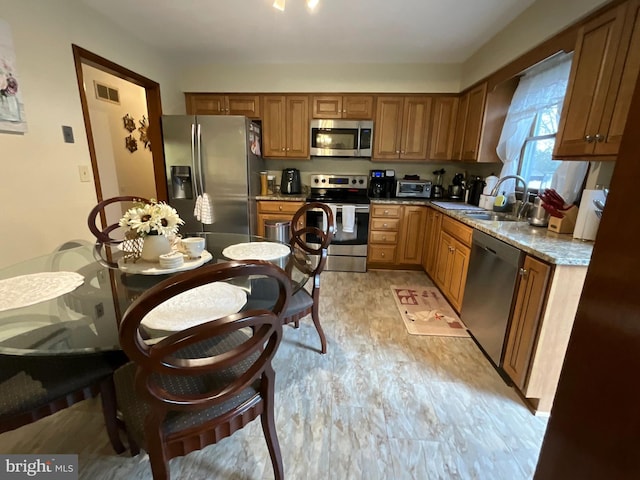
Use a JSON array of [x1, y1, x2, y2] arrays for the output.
[[190, 123, 200, 196], [196, 122, 205, 195]]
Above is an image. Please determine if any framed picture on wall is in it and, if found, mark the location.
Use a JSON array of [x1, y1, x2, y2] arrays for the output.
[[0, 18, 27, 133]]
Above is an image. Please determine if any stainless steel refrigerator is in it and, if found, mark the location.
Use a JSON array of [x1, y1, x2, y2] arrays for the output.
[[162, 115, 264, 235]]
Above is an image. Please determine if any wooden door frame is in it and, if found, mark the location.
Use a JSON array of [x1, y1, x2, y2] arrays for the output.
[[71, 44, 167, 203], [534, 32, 640, 478]]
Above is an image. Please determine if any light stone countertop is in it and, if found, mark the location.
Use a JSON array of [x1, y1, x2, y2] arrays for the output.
[[370, 199, 594, 266]]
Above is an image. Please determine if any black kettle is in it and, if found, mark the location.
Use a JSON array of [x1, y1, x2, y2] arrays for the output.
[[280, 168, 302, 194]]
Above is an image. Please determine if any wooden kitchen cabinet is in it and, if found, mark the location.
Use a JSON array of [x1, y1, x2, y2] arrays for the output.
[[554, 0, 640, 159], [452, 83, 488, 162], [397, 206, 427, 265], [432, 216, 472, 312], [422, 207, 443, 277], [373, 96, 432, 161], [185, 93, 261, 118], [256, 201, 305, 237], [367, 204, 426, 268], [429, 96, 459, 161], [311, 94, 374, 119], [502, 255, 588, 414], [262, 95, 309, 158]]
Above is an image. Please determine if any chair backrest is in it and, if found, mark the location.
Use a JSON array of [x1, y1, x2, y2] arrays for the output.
[[118, 260, 291, 416], [88, 196, 150, 244], [289, 202, 334, 277]]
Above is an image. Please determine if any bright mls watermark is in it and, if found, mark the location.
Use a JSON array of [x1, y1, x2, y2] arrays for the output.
[[0, 455, 77, 480]]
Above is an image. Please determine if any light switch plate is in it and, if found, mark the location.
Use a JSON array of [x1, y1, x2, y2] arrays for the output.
[[78, 165, 91, 182]]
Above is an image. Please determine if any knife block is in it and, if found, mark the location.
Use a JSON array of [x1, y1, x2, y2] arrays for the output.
[[547, 205, 579, 234]]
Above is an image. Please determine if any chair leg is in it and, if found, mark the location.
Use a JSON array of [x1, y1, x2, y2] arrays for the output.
[[147, 429, 170, 480], [99, 376, 126, 454], [311, 302, 327, 354], [261, 367, 284, 480]]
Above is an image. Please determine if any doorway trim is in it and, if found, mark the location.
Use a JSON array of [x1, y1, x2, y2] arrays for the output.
[[71, 44, 167, 203]]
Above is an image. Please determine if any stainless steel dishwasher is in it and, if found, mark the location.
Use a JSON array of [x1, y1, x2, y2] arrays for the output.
[[461, 229, 524, 367]]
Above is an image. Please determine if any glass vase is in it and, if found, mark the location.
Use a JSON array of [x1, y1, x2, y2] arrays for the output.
[[140, 234, 171, 262]]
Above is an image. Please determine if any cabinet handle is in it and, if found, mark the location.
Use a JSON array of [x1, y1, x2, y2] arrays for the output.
[[585, 135, 594, 143], [382, 236, 387, 241], [383, 223, 388, 227], [381, 252, 385, 257], [384, 210, 389, 215], [286, 148, 290, 151], [595, 134, 604, 142], [278, 205, 283, 211], [519, 268, 528, 277], [401, 151, 405, 154], [281, 147, 286, 151], [395, 150, 400, 154]]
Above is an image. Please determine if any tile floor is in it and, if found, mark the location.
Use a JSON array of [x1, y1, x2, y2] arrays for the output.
[[0, 270, 548, 479]]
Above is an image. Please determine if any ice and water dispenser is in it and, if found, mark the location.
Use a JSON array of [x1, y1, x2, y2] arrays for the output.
[[170, 166, 193, 199]]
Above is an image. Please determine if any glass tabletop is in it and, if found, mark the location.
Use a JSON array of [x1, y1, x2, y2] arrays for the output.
[[0, 234, 311, 356]]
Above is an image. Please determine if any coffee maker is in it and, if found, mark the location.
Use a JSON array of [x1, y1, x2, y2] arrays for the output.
[[368, 169, 395, 198]]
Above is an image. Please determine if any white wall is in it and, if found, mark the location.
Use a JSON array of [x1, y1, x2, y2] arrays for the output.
[[180, 63, 462, 93], [0, 0, 180, 268], [461, 0, 610, 88]]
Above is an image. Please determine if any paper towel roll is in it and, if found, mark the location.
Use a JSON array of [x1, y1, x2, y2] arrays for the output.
[[483, 175, 499, 195], [573, 190, 605, 241]]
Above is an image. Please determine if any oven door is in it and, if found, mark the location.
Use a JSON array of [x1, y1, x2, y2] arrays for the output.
[[305, 204, 369, 271]]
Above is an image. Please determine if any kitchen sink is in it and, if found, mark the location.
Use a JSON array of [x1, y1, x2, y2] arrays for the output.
[[463, 212, 523, 222]]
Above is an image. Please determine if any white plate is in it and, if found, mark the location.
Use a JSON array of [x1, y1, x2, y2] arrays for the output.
[[222, 242, 290, 261], [141, 282, 247, 332], [117, 250, 212, 275]]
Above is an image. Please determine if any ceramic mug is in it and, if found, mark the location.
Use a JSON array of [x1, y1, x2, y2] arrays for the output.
[[182, 237, 205, 259]]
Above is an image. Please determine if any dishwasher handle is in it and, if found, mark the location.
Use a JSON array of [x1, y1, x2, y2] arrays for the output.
[[484, 245, 498, 256]]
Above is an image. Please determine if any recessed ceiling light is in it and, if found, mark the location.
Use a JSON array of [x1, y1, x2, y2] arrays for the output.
[[307, 0, 319, 9], [273, 0, 285, 11]]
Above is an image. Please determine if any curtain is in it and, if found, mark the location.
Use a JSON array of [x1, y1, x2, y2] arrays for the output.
[[496, 54, 576, 194]]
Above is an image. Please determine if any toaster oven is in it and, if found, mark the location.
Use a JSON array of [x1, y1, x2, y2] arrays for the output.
[[396, 179, 432, 198]]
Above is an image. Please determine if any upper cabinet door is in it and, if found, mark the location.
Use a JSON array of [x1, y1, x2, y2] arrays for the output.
[[226, 95, 261, 118], [185, 94, 226, 115], [312, 95, 343, 119], [554, 3, 629, 158], [429, 96, 459, 161], [451, 93, 469, 161], [373, 96, 404, 160], [286, 96, 310, 158], [461, 83, 487, 161], [401, 96, 432, 160], [342, 95, 374, 119], [262, 95, 287, 157]]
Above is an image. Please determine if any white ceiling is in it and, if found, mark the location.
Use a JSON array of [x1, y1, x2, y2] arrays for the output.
[[81, 0, 536, 65]]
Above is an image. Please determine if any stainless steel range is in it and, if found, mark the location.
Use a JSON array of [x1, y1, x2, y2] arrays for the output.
[[305, 174, 369, 272]]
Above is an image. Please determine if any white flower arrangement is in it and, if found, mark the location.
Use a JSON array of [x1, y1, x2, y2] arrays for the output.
[[119, 199, 184, 237]]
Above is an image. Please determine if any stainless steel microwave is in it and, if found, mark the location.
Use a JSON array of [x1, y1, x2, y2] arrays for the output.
[[310, 120, 373, 157]]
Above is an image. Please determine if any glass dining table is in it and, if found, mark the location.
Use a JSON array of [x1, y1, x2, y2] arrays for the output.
[[0, 233, 311, 357]]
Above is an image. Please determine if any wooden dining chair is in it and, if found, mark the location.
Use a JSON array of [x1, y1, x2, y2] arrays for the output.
[[283, 202, 335, 354], [0, 352, 125, 453], [114, 260, 291, 480], [87, 195, 150, 244]]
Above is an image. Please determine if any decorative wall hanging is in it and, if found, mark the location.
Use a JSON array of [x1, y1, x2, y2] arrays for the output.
[[138, 115, 150, 150], [0, 19, 27, 133], [125, 134, 138, 153], [123, 113, 136, 132]]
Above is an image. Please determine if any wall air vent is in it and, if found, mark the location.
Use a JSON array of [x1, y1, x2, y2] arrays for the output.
[[94, 81, 120, 104]]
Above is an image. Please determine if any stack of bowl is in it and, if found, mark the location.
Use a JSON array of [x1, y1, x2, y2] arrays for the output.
[[159, 251, 184, 269]]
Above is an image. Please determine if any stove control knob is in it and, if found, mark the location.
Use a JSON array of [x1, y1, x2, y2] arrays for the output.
[[359, 179, 364, 184], [321, 178, 326, 183], [352, 179, 357, 184], [314, 178, 319, 183]]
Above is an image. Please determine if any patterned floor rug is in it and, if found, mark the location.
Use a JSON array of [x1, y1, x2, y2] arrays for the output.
[[390, 285, 469, 337]]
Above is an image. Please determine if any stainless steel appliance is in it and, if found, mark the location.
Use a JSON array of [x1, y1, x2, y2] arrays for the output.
[[368, 169, 395, 198], [162, 115, 264, 235], [448, 173, 465, 200], [396, 179, 432, 198], [461, 230, 525, 367], [280, 168, 302, 194], [310, 120, 373, 157], [432, 168, 445, 199], [306, 173, 369, 272]]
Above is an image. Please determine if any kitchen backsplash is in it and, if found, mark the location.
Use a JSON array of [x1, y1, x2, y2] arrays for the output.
[[264, 157, 498, 188]]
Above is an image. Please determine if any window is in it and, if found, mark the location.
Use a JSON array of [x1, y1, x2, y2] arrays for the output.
[[518, 105, 561, 193]]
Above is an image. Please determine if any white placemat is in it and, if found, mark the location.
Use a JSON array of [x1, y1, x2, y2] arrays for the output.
[[222, 242, 290, 261], [141, 282, 247, 332], [0, 272, 85, 313]]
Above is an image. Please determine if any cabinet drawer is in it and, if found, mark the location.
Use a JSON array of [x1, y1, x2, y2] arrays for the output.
[[368, 245, 396, 263], [441, 216, 473, 246], [371, 205, 401, 218], [370, 231, 398, 244], [257, 201, 304, 214], [370, 218, 400, 231]]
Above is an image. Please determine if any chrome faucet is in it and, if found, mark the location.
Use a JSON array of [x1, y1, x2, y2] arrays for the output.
[[490, 175, 530, 219]]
